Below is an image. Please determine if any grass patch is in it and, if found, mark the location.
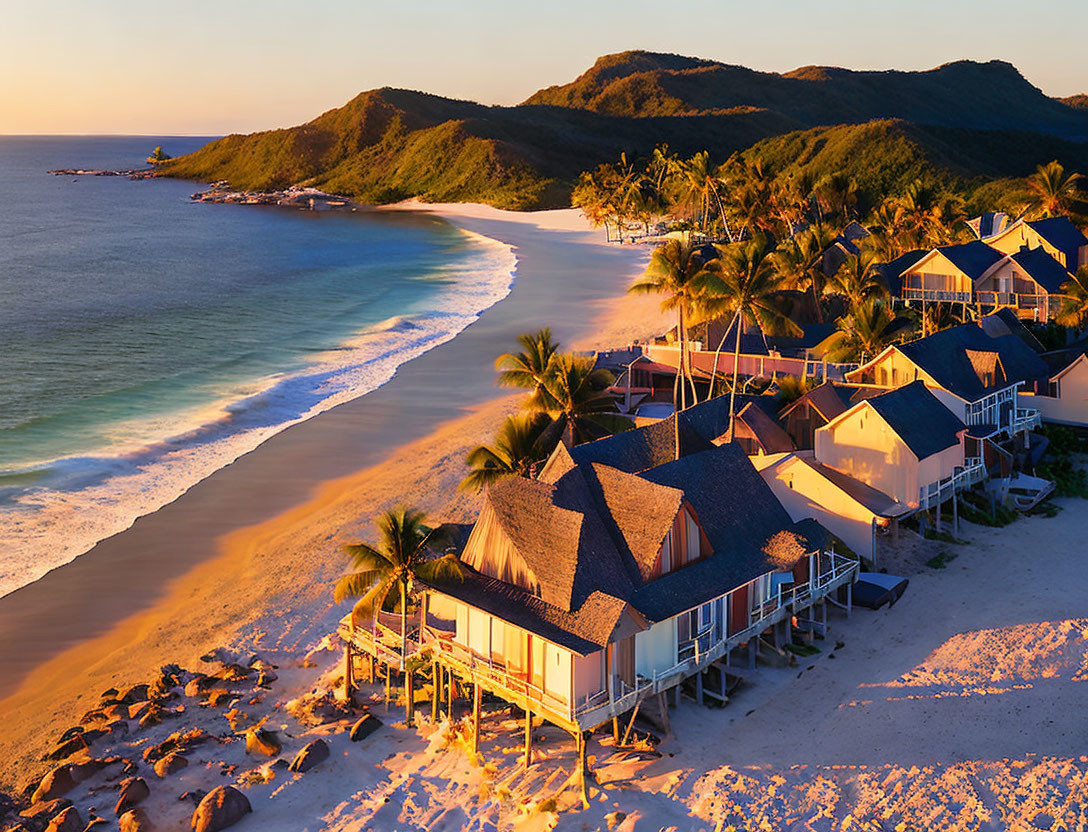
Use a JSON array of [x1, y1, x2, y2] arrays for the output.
[[1037, 457, 1088, 498], [959, 489, 1019, 526], [787, 642, 821, 657], [926, 551, 959, 569], [922, 527, 968, 544]]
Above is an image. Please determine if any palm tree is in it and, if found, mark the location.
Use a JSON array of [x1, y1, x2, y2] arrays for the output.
[[1026, 160, 1084, 218], [700, 233, 802, 437], [532, 353, 629, 447], [335, 508, 462, 722], [771, 224, 838, 321], [677, 151, 732, 239], [461, 412, 552, 492], [921, 301, 969, 337], [826, 249, 889, 307], [495, 328, 560, 406], [628, 239, 712, 410], [817, 299, 909, 363], [1057, 266, 1088, 329]]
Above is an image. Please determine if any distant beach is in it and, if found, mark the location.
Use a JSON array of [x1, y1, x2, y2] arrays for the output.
[[0, 200, 668, 780]]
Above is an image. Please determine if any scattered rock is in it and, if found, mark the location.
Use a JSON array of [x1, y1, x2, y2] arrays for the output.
[[138, 706, 166, 729], [70, 758, 123, 784], [255, 670, 277, 688], [142, 729, 209, 764], [102, 703, 127, 721], [211, 665, 253, 684], [605, 810, 626, 830], [31, 766, 78, 803], [48, 729, 107, 760], [19, 799, 73, 825], [204, 690, 233, 709], [114, 778, 150, 816], [153, 753, 189, 778], [190, 786, 251, 832], [44, 806, 82, 832], [119, 685, 149, 705], [349, 713, 382, 742], [56, 726, 85, 744], [244, 727, 281, 757], [183, 676, 216, 698], [178, 790, 206, 807], [100, 688, 119, 701], [288, 739, 329, 773], [118, 807, 155, 832], [106, 719, 130, 736]]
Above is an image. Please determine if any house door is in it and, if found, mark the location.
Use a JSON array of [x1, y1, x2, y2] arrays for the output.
[[730, 584, 749, 635], [792, 554, 811, 585], [615, 635, 635, 689]]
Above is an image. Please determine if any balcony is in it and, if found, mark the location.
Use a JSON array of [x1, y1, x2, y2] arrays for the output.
[[901, 288, 973, 303], [1011, 407, 1041, 434], [918, 456, 987, 509]]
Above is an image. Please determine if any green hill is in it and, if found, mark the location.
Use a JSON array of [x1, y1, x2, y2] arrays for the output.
[[741, 120, 1088, 210], [1060, 94, 1088, 110], [525, 51, 1088, 139], [160, 51, 1088, 209]]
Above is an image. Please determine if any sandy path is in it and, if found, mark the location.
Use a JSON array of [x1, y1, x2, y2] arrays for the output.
[[0, 205, 667, 788]]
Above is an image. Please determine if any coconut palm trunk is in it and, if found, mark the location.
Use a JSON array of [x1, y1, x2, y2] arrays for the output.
[[726, 315, 744, 443], [401, 578, 410, 723], [707, 311, 740, 403]]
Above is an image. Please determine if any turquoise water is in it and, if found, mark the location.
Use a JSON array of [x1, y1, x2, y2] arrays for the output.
[[0, 137, 515, 593]]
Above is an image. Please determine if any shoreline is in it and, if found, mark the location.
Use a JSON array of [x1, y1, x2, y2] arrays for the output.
[[0, 202, 666, 784]]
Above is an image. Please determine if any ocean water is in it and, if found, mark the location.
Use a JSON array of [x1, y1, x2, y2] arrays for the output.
[[0, 137, 516, 596]]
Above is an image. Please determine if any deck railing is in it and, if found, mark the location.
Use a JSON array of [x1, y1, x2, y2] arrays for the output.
[[340, 551, 859, 730], [1011, 407, 1042, 434], [918, 456, 987, 509]]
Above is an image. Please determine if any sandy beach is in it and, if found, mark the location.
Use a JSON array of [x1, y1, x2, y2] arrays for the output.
[[0, 204, 666, 786]]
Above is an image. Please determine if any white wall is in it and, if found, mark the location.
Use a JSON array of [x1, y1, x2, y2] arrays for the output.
[[1022, 358, 1088, 427], [755, 454, 878, 559]]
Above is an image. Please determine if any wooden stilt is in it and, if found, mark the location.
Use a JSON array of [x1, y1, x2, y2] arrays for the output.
[[471, 683, 482, 755], [695, 668, 704, 705], [524, 709, 533, 768], [847, 582, 852, 618], [657, 692, 670, 735], [748, 639, 757, 669], [577, 730, 589, 809], [431, 661, 439, 723], [405, 669, 414, 726], [620, 702, 641, 747], [447, 669, 454, 719], [611, 716, 620, 745], [343, 645, 354, 703], [384, 665, 391, 711], [953, 492, 959, 537], [821, 600, 828, 634]]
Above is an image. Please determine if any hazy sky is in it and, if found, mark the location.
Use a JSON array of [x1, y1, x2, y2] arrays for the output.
[[2, 0, 1086, 135]]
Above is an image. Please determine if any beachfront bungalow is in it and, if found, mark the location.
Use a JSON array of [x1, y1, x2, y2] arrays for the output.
[[778, 382, 873, 449], [845, 315, 1048, 444], [895, 218, 1087, 320], [732, 401, 796, 457], [1021, 339, 1088, 427], [984, 216, 1088, 272], [412, 440, 855, 741], [813, 381, 981, 510], [754, 451, 914, 564]]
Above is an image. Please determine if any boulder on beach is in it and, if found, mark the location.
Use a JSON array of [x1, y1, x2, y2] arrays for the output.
[[349, 713, 382, 742], [244, 727, 281, 757], [31, 765, 77, 803], [70, 758, 123, 784], [18, 798, 73, 826], [44, 805, 83, 832], [143, 728, 209, 764], [153, 752, 189, 778], [190, 786, 251, 832], [48, 728, 107, 760], [114, 778, 150, 816], [288, 739, 329, 773], [119, 807, 155, 832], [119, 685, 150, 705]]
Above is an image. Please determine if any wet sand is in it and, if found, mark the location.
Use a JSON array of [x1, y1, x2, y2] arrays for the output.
[[0, 204, 667, 782]]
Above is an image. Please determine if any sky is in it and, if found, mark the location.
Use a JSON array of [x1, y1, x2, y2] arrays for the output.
[[1, 0, 1086, 135]]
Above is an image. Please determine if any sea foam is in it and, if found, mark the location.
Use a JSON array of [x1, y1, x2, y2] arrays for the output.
[[0, 229, 516, 597]]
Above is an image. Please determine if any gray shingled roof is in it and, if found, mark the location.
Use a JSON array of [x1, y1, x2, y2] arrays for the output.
[[635, 444, 804, 619], [862, 381, 966, 459], [1027, 217, 1088, 262], [736, 402, 795, 453], [568, 414, 713, 473], [933, 241, 1005, 280], [1010, 246, 1074, 293], [895, 319, 1049, 400]]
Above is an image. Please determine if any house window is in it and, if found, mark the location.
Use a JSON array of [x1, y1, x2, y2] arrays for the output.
[[1049, 379, 1060, 398]]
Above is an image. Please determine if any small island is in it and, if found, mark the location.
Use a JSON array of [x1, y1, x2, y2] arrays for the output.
[[146, 145, 172, 165]]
